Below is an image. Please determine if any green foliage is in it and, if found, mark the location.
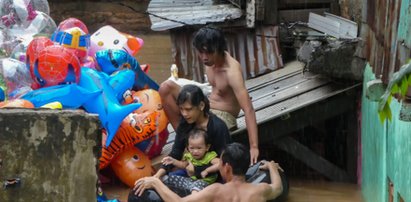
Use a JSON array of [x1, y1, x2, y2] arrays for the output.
[[378, 60, 411, 123]]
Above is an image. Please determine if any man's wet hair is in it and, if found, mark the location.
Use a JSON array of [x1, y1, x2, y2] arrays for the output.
[[221, 143, 250, 176], [188, 128, 210, 145], [177, 84, 210, 115], [193, 26, 227, 56]]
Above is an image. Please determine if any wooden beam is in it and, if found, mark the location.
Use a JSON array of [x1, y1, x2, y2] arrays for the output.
[[246, 0, 255, 28], [274, 136, 351, 181]]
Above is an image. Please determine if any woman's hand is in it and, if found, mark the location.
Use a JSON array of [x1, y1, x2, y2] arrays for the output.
[[186, 162, 195, 176], [161, 156, 175, 166], [133, 177, 159, 196]]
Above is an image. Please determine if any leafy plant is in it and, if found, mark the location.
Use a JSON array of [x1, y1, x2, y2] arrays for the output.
[[378, 60, 411, 123]]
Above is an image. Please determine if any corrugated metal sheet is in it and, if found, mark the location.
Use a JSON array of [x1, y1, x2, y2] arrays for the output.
[[170, 26, 283, 82], [361, 0, 404, 83], [147, 0, 243, 31]]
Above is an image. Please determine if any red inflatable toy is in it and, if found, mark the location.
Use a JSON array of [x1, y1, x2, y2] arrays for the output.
[[32, 45, 81, 88], [26, 37, 54, 84], [111, 146, 154, 187]]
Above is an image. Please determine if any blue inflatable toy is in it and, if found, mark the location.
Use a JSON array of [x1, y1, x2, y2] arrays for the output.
[[95, 49, 159, 91], [108, 69, 135, 102], [22, 84, 101, 108], [79, 67, 142, 147]]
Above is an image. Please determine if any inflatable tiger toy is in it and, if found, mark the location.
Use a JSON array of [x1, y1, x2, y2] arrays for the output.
[[99, 111, 159, 170]]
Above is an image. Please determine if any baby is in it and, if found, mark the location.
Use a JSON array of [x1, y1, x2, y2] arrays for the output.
[[162, 127, 220, 192]]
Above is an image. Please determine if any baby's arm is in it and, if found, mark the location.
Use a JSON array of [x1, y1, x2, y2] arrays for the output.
[[162, 156, 189, 169], [201, 157, 220, 179]]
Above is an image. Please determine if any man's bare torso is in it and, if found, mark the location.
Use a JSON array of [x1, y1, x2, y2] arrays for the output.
[[206, 52, 242, 117], [206, 182, 268, 202]]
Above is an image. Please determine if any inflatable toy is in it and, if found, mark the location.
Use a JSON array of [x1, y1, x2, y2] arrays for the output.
[[0, 0, 56, 41], [32, 45, 81, 88], [111, 146, 154, 187], [128, 161, 289, 202], [26, 36, 53, 79], [0, 98, 34, 108], [79, 67, 142, 147], [40, 101, 62, 109], [0, 58, 33, 99], [99, 111, 159, 170], [0, 88, 5, 101], [123, 89, 168, 132], [51, 26, 90, 60], [95, 49, 159, 91], [22, 84, 101, 108], [89, 25, 144, 57], [0, 29, 19, 58], [135, 128, 169, 159], [108, 69, 135, 102]]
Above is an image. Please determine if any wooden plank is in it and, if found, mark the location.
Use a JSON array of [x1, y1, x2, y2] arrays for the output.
[[274, 136, 351, 181], [325, 12, 358, 39], [245, 60, 304, 91], [308, 12, 340, 38], [279, 8, 330, 23], [241, 74, 330, 117], [232, 83, 361, 136]]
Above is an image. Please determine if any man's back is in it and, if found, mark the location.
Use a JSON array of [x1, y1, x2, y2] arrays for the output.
[[185, 181, 271, 202]]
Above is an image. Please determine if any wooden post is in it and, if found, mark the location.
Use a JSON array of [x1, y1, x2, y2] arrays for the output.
[[246, 0, 255, 28]]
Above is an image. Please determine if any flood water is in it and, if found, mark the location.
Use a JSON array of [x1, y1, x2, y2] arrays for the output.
[[134, 34, 174, 84], [103, 33, 363, 201]]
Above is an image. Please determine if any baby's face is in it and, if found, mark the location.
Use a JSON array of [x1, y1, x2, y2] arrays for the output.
[[187, 136, 208, 160]]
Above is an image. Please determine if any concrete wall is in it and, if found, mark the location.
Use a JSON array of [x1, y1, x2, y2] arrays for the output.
[[0, 109, 101, 202]]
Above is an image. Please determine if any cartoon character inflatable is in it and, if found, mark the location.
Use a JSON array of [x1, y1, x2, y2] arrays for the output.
[[89, 25, 144, 58], [32, 45, 81, 88], [108, 70, 136, 102], [110, 146, 154, 187], [123, 89, 168, 133], [135, 128, 169, 159], [79, 67, 142, 147], [99, 111, 159, 170], [95, 49, 159, 91], [26, 36, 53, 79], [0, 58, 33, 99], [0, 0, 56, 42], [51, 17, 90, 60]]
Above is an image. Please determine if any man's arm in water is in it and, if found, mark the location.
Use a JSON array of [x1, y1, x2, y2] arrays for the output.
[[260, 160, 283, 200]]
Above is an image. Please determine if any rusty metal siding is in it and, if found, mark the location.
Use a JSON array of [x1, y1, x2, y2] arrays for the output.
[[147, 0, 243, 31], [362, 0, 403, 83], [170, 26, 283, 82]]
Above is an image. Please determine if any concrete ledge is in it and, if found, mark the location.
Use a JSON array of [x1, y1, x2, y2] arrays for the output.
[[0, 109, 101, 201]]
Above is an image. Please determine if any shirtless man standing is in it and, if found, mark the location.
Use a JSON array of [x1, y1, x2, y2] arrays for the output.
[[133, 143, 283, 202], [159, 27, 259, 164]]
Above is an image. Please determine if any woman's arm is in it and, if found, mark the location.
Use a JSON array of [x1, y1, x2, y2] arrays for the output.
[[208, 115, 231, 155], [162, 156, 189, 169], [153, 167, 167, 178]]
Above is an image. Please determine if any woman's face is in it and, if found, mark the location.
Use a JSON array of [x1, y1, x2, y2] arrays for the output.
[[179, 101, 203, 124]]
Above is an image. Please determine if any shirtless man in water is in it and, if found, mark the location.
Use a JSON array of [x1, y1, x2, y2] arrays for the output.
[[159, 27, 259, 164], [133, 143, 283, 202]]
